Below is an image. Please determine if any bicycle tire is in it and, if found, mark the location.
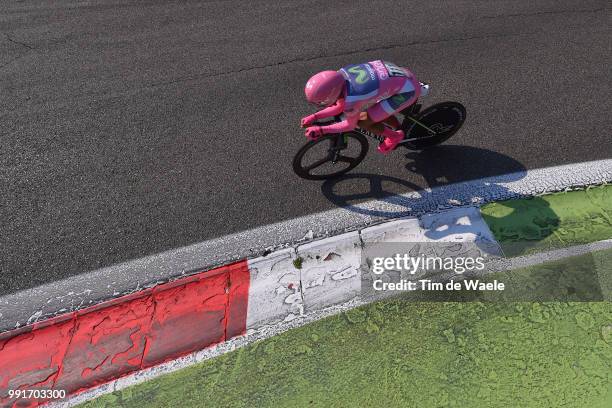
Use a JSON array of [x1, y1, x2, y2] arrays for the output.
[[293, 132, 369, 180], [402, 102, 466, 150]]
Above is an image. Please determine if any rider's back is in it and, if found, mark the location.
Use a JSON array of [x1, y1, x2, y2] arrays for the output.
[[339, 60, 417, 114]]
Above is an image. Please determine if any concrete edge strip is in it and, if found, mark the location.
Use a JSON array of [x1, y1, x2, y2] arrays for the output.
[[2, 158, 611, 333], [3, 205, 496, 407], [54, 237, 612, 408]]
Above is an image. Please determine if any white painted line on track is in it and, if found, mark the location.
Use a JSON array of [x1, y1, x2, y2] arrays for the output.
[[490, 239, 612, 271]]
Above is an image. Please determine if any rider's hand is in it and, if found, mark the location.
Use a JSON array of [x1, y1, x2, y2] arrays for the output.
[[305, 126, 323, 141], [301, 114, 317, 128]]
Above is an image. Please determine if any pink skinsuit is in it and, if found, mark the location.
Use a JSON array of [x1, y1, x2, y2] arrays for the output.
[[316, 60, 421, 135]]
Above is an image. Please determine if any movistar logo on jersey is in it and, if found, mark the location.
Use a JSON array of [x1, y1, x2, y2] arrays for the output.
[[347, 65, 371, 84], [340, 63, 379, 101]]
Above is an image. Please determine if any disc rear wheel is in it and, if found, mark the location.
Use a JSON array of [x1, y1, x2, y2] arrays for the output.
[[402, 101, 466, 150]]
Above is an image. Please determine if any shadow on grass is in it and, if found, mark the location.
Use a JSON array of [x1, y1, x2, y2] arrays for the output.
[[320, 145, 607, 301]]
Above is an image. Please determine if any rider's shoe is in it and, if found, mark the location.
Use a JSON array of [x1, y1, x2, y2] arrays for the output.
[[377, 128, 405, 154]]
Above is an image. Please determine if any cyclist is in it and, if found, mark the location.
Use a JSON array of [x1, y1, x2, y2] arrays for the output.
[[301, 60, 424, 154]]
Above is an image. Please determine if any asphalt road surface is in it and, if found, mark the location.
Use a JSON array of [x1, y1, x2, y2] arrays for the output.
[[1, 0, 611, 294]]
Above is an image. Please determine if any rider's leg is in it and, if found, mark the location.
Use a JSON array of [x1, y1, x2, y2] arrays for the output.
[[365, 106, 408, 154], [358, 113, 404, 154], [359, 111, 401, 130], [381, 115, 401, 129], [367, 83, 421, 154], [357, 112, 385, 134]]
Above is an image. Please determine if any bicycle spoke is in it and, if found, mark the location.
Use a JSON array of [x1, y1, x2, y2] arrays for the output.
[[402, 134, 439, 143], [305, 157, 332, 171], [405, 116, 436, 134]]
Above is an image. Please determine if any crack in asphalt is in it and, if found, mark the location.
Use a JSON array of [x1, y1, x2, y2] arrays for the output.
[[482, 7, 611, 19], [4, 33, 34, 50], [147, 30, 540, 88], [0, 33, 36, 71], [0, 23, 600, 111], [0, 28, 542, 112]]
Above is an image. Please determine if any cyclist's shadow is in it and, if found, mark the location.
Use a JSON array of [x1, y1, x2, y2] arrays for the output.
[[321, 145, 527, 216], [320, 145, 556, 253], [321, 145, 602, 301]]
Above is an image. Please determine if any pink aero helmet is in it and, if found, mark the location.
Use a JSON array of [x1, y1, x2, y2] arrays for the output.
[[304, 70, 344, 107]]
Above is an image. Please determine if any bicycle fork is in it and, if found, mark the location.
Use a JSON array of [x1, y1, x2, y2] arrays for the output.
[[330, 134, 348, 163]]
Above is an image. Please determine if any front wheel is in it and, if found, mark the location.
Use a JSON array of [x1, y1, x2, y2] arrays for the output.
[[293, 132, 369, 180], [401, 101, 466, 150]]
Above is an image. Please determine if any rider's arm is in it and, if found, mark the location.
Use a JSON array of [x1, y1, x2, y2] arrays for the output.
[[319, 113, 359, 134], [313, 98, 345, 120]]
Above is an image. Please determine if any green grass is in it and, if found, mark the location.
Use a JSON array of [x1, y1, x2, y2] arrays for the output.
[[481, 184, 612, 256], [81, 249, 612, 408]]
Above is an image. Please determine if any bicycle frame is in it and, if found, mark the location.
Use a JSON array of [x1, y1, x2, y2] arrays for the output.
[[295, 97, 465, 180], [347, 102, 438, 146], [318, 79, 439, 146]]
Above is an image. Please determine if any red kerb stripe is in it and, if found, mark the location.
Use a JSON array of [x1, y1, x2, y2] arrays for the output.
[[0, 260, 250, 407]]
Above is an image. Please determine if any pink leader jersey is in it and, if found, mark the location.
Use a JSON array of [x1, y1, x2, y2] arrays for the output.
[[317, 60, 421, 135]]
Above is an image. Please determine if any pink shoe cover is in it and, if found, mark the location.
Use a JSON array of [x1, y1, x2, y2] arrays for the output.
[[377, 128, 405, 154]]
